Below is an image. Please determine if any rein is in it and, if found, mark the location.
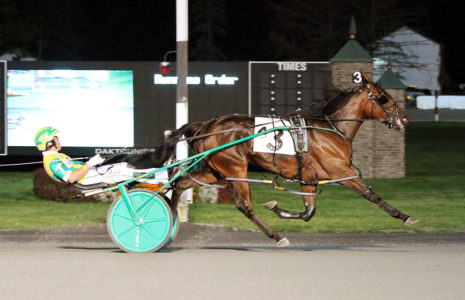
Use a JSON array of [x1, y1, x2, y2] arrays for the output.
[[177, 116, 365, 144], [0, 157, 89, 168]]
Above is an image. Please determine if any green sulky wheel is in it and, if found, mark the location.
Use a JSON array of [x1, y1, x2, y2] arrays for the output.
[[107, 189, 173, 253], [161, 211, 180, 249]]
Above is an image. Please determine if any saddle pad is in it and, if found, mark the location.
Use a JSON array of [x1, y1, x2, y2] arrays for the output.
[[253, 117, 296, 155]]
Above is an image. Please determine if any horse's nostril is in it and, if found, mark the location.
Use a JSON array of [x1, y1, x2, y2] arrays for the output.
[[402, 116, 409, 124]]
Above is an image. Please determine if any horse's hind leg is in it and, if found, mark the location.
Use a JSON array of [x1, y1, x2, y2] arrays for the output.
[[264, 184, 317, 222], [169, 171, 218, 212], [231, 181, 289, 247], [341, 177, 418, 225]]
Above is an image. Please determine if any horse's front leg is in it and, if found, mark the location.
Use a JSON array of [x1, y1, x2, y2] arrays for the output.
[[264, 184, 317, 221], [231, 181, 289, 247], [342, 177, 418, 226]]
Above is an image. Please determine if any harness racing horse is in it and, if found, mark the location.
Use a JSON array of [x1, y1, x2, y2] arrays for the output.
[[116, 74, 418, 247]]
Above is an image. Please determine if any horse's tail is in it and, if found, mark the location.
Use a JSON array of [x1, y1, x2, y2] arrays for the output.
[[101, 121, 205, 169]]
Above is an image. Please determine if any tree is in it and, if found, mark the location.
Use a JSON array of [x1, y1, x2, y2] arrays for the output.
[[0, 0, 84, 60], [351, 0, 431, 81], [0, 1, 34, 58], [262, 0, 432, 81], [190, 0, 228, 60]]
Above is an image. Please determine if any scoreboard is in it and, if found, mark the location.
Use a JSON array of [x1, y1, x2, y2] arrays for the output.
[[0, 61, 5, 155], [248, 61, 331, 116]]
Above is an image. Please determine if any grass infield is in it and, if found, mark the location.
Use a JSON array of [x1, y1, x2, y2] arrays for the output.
[[1, 122, 464, 232]]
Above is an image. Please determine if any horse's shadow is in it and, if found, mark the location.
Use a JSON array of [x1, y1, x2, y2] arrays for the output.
[[59, 244, 409, 253], [59, 245, 184, 253], [199, 245, 355, 252]]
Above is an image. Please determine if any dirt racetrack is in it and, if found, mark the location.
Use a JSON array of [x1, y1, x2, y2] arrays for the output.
[[1, 223, 464, 300], [1, 222, 464, 248]]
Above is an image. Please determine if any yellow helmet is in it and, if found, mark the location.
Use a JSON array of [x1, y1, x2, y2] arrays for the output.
[[35, 127, 59, 151]]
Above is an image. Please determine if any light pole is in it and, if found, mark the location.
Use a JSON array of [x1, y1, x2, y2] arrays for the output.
[[176, 0, 192, 219], [176, 0, 188, 159]]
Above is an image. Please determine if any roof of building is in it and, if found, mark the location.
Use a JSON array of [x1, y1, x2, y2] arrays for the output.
[[330, 40, 372, 62], [379, 26, 440, 46], [330, 16, 372, 62], [373, 26, 440, 90], [376, 69, 406, 89]]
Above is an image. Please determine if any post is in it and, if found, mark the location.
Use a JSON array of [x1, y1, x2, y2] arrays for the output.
[[0, 61, 6, 156], [176, 0, 188, 142], [176, 0, 192, 221], [434, 90, 439, 122]]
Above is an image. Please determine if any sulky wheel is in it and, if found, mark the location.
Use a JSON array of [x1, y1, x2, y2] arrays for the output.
[[107, 189, 173, 253], [160, 210, 180, 249]]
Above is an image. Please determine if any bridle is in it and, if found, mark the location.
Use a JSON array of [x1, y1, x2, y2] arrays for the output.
[[351, 71, 405, 128], [364, 86, 402, 129]]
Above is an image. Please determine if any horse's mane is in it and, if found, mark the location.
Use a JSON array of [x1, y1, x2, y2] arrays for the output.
[[296, 87, 358, 119]]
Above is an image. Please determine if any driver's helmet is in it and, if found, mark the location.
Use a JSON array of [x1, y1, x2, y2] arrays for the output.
[[35, 127, 59, 151]]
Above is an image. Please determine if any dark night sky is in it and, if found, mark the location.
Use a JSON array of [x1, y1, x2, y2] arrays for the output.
[[3, 0, 465, 88], [421, 0, 465, 87]]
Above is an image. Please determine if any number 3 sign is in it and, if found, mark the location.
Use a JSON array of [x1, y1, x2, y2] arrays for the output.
[[352, 71, 362, 83]]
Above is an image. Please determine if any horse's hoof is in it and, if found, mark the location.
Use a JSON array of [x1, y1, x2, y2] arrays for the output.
[[263, 201, 278, 210], [276, 237, 290, 247], [404, 217, 419, 226]]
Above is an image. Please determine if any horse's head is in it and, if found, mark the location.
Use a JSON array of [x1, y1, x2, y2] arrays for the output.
[[360, 74, 408, 130]]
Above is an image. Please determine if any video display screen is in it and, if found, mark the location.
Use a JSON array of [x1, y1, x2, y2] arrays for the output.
[[7, 70, 134, 148]]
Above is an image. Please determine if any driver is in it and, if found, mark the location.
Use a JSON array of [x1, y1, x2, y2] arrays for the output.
[[35, 127, 168, 186]]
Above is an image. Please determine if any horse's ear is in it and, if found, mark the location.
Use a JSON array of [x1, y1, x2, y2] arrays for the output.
[[352, 71, 373, 86], [362, 73, 373, 83]]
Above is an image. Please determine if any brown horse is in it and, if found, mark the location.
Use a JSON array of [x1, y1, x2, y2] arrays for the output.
[[116, 74, 417, 246]]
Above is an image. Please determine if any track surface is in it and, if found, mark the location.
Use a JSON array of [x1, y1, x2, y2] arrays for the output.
[[1, 223, 464, 300]]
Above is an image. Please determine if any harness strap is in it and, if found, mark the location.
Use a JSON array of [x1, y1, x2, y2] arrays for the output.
[[317, 175, 359, 184], [285, 175, 360, 185], [188, 174, 226, 188], [188, 175, 316, 196], [188, 172, 358, 197], [226, 177, 316, 196], [289, 115, 308, 152], [296, 151, 304, 183]]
